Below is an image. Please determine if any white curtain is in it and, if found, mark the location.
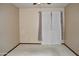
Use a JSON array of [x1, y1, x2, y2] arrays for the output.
[[41, 11, 62, 45], [42, 11, 52, 45]]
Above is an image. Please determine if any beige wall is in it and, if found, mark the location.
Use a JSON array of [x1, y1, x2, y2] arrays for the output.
[[19, 8, 64, 43], [19, 8, 40, 43], [65, 4, 79, 55], [0, 4, 19, 55]]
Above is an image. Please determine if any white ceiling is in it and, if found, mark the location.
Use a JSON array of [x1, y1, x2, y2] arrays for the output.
[[13, 3, 69, 8]]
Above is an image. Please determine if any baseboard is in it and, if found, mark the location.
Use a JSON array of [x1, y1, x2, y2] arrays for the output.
[[63, 43, 79, 56], [20, 43, 41, 44], [3, 43, 20, 56]]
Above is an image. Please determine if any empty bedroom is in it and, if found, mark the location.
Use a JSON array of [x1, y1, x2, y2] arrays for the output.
[[0, 3, 79, 56]]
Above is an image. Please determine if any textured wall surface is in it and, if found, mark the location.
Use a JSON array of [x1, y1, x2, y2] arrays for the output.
[[65, 4, 79, 55], [0, 4, 19, 55]]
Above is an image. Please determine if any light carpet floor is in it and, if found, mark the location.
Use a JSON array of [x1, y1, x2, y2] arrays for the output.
[[7, 44, 75, 56]]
